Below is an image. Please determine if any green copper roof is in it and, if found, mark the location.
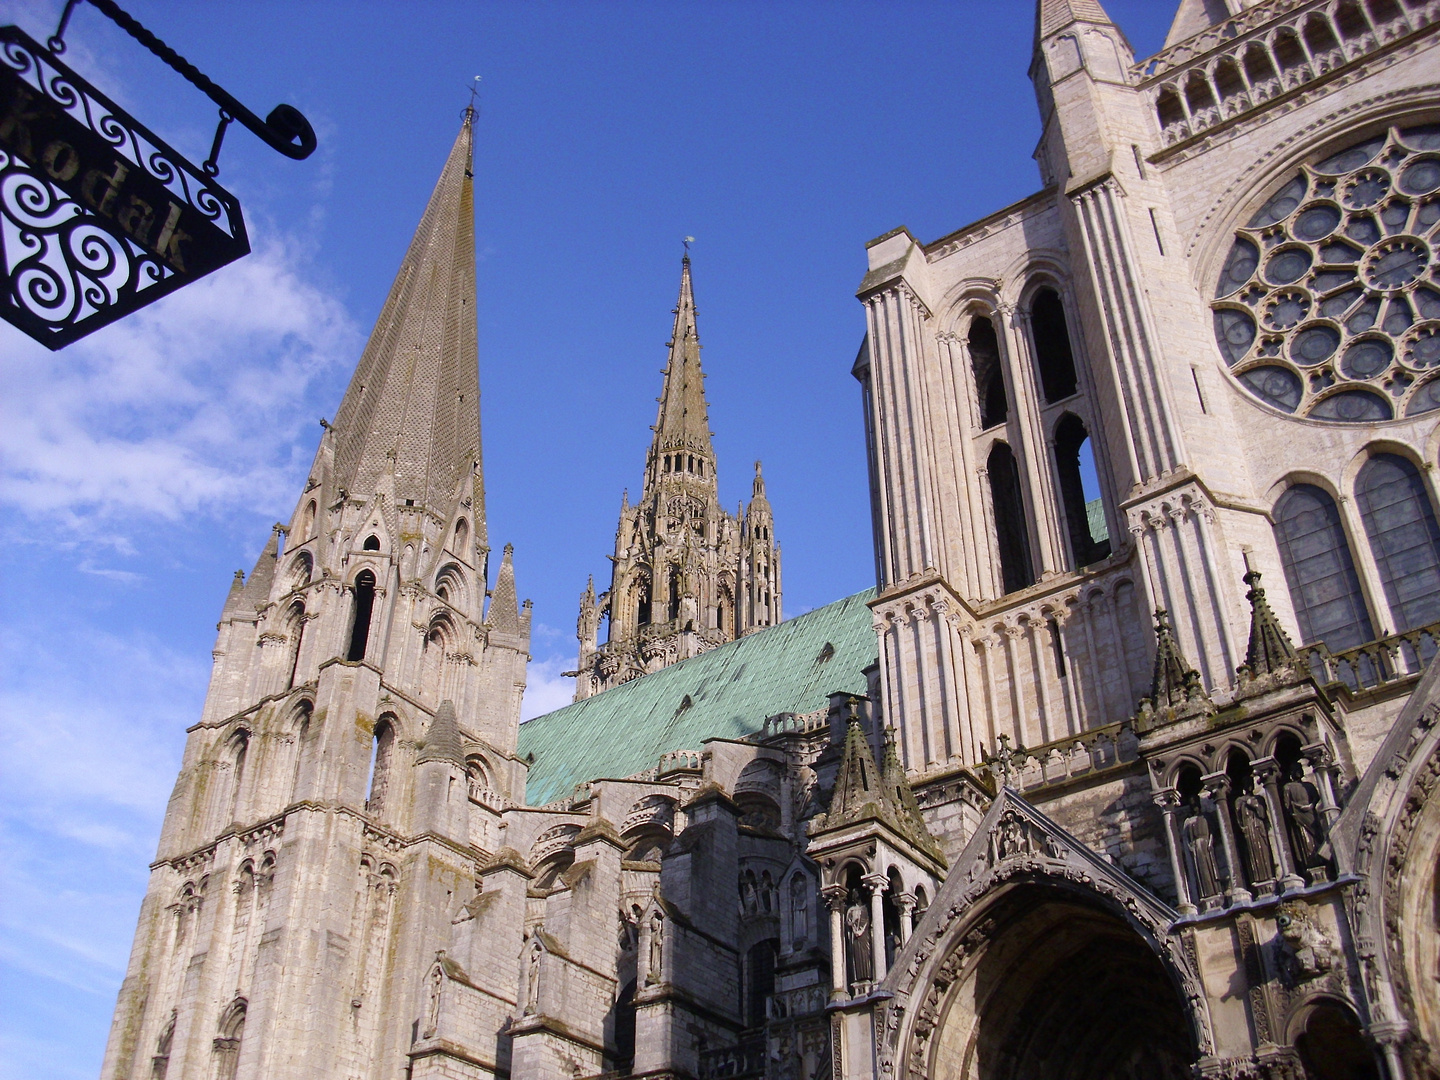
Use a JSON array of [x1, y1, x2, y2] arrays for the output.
[[518, 589, 878, 807]]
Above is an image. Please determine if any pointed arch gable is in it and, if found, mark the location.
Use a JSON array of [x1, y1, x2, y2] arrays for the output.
[[878, 790, 1210, 1080]]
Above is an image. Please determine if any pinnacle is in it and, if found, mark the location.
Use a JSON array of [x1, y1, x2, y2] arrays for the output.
[[417, 700, 465, 767], [488, 544, 521, 633], [1240, 568, 1300, 680], [329, 112, 483, 531], [652, 256, 715, 458]]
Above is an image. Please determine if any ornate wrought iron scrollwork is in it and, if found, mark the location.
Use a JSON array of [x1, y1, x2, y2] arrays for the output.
[[0, 24, 249, 348]]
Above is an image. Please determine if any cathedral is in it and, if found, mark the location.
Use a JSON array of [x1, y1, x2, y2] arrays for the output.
[[101, 2, 1440, 1079]]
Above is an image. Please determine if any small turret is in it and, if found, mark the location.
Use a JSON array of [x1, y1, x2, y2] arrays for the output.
[[414, 699, 467, 839]]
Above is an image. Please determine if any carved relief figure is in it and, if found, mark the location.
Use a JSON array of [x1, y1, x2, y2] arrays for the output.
[[648, 911, 664, 984], [1182, 799, 1221, 901], [424, 963, 442, 1038], [525, 938, 542, 1014], [1234, 785, 1275, 886], [845, 890, 873, 984], [1283, 764, 1328, 870]]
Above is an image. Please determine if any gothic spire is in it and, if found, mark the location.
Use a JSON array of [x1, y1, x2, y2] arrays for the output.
[[1146, 608, 1206, 709], [652, 256, 714, 461], [1241, 568, 1299, 678], [329, 110, 484, 538], [488, 544, 520, 633]]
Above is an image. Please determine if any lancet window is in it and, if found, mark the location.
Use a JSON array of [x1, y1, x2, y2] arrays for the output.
[[1272, 484, 1373, 651], [987, 441, 1035, 594], [1053, 413, 1110, 568], [213, 999, 246, 1080], [1355, 453, 1440, 631], [1028, 288, 1079, 403], [969, 314, 1008, 429], [366, 717, 395, 815], [347, 571, 376, 661]]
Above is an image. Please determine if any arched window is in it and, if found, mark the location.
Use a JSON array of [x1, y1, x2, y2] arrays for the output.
[[668, 566, 682, 623], [228, 730, 249, 824], [367, 718, 395, 815], [1302, 13, 1341, 54], [1213, 59, 1244, 101], [1184, 72, 1216, 114], [1273, 485, 1373, 651], [1243, 44, 1276, 84], [1156, 87, 1184, 129], [612, 980, 637, 1071], [300, 500, 316, 542], [1355, 454, 1440, 632], [289, 700, 313, 803], [1367, 0, 1401, 21], [1274, 29, 1306, 71], [1029, 289, 1079, 403], [347, 571, 376, 661], [1054, 414, 1111, 567], [637, 577, 652, 627], [284, 602, 306, 688], [1334, 1, 1370, 40], [969, 315, 1007, 429], [213, 999, 246, 1080], [362, 534, 380, 551], [988, 441, 1035, 594], [453, 517, 468, 554]]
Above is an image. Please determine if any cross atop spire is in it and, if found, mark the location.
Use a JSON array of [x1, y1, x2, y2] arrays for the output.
[[329, 111, 484, 536], [652, 256, 714, 462]]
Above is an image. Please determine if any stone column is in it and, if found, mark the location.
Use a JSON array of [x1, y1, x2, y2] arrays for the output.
[[1202, 773, 1251, 905], [1254, 758, 1304, 892], [823, 885, 848, 1001], [1152, 789, 1196, 915], [1303, 743, 1343, 832], [896, 892, 916, 944], [864, 873, 889, 983]]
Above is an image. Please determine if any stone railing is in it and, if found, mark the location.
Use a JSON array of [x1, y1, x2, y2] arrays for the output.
[[757, 707, 829, 739], [699, 1033, 766, 1080], [1137, 0, 1438, 148], [466, 782, 509, 811], [979, 721, 1139, 794], [1298, 620, 1440, 693], [658, 749, 703, 774]]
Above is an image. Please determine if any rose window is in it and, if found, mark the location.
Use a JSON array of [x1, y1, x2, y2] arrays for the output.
[[1212, 125, 1440, 421]]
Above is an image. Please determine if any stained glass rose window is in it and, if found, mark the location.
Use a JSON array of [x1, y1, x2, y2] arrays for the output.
[[1212, 125, 1440, 421]]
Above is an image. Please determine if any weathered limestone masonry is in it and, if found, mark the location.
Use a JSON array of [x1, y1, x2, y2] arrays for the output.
[[572, 256, 783, 701], [104, 2, 1440, 1079]]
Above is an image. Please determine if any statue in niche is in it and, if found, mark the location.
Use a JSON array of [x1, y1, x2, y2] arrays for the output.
[[1182, 798, 1221, 901], [424, 962, 443, 1038], [1283, 763, 1328, 869], [647, 911, 664, 984], [1234, 784, 1275, 885], [524, 938, 542, 1014], [845, 889, 873, 985]]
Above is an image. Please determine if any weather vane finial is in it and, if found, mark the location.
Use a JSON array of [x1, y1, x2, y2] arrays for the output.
[[683, 235, 695, 258], [466, 75, 482, 117]]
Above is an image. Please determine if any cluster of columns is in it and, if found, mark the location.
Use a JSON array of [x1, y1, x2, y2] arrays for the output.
[[1152, 743, 1344, 916], [821, 874, 917, 1000]]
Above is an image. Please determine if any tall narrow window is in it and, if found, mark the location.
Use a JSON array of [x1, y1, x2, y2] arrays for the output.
[[668, 567, 682, 622], [1355, 454, 1440, 632], [285, 602, 306, 688], [367, 718, 395, 814], [300, 499, 316, 542], [744, 939, 779, 1028], [1029, 289, 1079, 403], [969, 316, 1007, 429], [347, 571, 376, 661], [1054, 414, 1111, 567], [1273, 484, 1374, 651], [213, 999, 246, 1080], [988, 442, 1035, 594], [228, 730, 249, 824], [453, 517, 468, 554], [637, 578, 652, 627]]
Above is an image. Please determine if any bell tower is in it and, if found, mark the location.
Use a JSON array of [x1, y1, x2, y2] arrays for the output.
[[101, 110, 532, 1080]]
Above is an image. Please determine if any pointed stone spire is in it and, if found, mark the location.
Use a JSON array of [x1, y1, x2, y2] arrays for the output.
[[651, 256, 714, 464], [880, 725, 929, 839], [1240, 567, 1299, 679], [488, 543, 520, 633], [417, 699, 465, 766], [329, 110, 485, 537], [1035, 0, 1116, 42], [1147, 609, 1205, 708], [824, 713, 884, 825], [749, 461, 770, 511]]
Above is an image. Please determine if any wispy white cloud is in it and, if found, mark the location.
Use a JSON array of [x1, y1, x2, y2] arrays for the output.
[[0, 239, 361, 532], [521, 654, 576, 722]]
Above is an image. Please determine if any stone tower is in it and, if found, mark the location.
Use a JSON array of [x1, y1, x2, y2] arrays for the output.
[[572, 256, 781, 698], [100, 110, 532, 1080]]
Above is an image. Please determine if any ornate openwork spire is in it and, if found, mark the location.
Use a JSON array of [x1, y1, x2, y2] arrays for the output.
[[329, 111, 484, 533], [1240, 567, 1300, 680], [417, 699, 465, 767], [652, 256, 714, 462]]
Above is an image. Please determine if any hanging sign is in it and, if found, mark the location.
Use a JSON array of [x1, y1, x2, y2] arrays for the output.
[[0, 25, 248, 348]]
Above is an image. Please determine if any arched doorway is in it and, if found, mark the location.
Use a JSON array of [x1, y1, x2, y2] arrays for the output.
[[921, 885, 1195, 1080], [1293, 1001, 1379, 1080]]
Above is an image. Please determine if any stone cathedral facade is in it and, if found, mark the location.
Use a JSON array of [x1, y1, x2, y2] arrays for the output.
[[571, 258, 782, 701], [103, 3, 1440, 1080]]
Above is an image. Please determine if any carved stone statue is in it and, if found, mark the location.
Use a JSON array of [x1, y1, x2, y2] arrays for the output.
[[1182, 800, 1221, 901], [424, 962, 443, 1037], [1234, 787, 1275, 886], [845, 889, 873, 984], [524, 939, 542, 1014], [647, 911, 664, 984], [1283, 764, 1328, 869]]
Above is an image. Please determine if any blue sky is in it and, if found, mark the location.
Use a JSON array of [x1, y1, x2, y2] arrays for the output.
[[0, 2, 1175, 1075]]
